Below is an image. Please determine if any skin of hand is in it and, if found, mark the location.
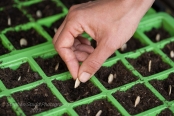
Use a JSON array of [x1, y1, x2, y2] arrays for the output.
[[53, 0, 155, 83]]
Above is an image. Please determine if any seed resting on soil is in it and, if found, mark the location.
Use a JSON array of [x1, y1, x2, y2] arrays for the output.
[[95, 110, 102, 116], [148, 60, 152, 72], [134, 96, 140, 107], [155, 33, 160, 42]]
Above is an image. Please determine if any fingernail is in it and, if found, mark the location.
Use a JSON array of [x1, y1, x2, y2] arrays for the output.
[[79, 72, 91, 83]]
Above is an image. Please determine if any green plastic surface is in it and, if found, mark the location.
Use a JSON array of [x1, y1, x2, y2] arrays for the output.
[[0, 0, 174, 116]]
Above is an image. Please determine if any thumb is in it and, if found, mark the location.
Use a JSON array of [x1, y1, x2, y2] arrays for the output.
[[78, 41, 116, 83]]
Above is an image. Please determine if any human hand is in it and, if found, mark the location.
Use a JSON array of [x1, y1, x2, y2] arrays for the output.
[[53, 0, 154, 83]]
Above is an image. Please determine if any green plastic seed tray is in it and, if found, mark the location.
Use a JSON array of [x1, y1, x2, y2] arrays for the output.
[[0, 0, 174, 116]]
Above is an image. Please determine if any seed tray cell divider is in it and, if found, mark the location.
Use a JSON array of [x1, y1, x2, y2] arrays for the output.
[[0, 0, 174, 115]]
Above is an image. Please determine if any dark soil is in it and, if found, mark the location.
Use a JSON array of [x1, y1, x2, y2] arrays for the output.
[[0, 7, 29, 31], [150, 73, 174, 101], [0, 39, 10, 55], [12, 84, 62, 115], [118, 37, 145, 53], [35, 55, 68, 77], [127, 51, 171, 77], [24, 1, 63, 20], [157, 108, 174, 116], [145, 27, 171, 42], [113, 84, 162, 115], [43, 17, 65, 37], [162, 42, 174, 61], [5, 28, 47, 50], [0, 62, 41, 89], [91, 39, 116, 58], [62, 113, 69, 116], [53, 79, 100, 102], [74, 99, 122, 116], [60, 0, 94, 9], [0, 0, 14, 8], [95, 61, 137, 89], [0, 97, 16, 116]]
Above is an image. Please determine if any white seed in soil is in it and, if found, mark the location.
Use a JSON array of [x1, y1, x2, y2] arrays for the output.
[[27, 68, 30, 72], [120, 43, 127, 51], [54, 63, 59, 71], [169, 85, 172, 96], [36, 10, 42, 18], [113, 73, 117, 79], [74, 78, 80, 88], [18, 76, 21, 81], [54, 28, 57, 33], [34, 104, 38, 110], [134, 96, 140, 107], [148, 60, 152, 72], [155, 33, 160, 42], [7, 17, 11, 26], [95, 110, 102, 116], [170, 50, 174, 58], [108, 73, 114, 84], [20, 38, 28, 47]]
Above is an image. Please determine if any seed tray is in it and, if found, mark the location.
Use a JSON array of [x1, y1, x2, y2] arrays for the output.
[[0, 0, 174, 116]]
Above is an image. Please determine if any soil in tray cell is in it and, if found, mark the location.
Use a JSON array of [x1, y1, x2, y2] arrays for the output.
[[61, 0, 94, 9], [0, 97, 16, 116], [5, 28, 47, 50], [12, 84, 62, 115], [53, 78, 100, 102], [24, 1, 63, 20], [157, 108, 174, 116], [0, 39, 10, 55], [150, 73, 174, 101], [113, 84, 162, 115], [0, 0, 14, 8], [91, 39, 116, 58], [35, 55, 68, 77], [0, 62, 41, 89], [144, 27, 171, 42], [75, 99, 122, 116], [95, 61, 137, 89], [162, 42, 174, 61], [42, 17, 65, 38], [0, 7, 29, 31], [127, 51, 171, 77], [118, 37, 145, 53]]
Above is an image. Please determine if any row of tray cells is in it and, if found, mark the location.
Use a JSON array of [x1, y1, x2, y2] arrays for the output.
[[0, 0, 64, 31], [0, 19, 174, 58], [0, 0, 96, 31], [0, 73, 173, 115], [0, 49, 173, 88]]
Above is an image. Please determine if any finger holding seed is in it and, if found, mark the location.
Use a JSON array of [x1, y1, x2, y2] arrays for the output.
[[74, 78, 80, 88]]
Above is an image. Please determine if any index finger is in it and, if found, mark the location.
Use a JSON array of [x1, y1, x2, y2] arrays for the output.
[[54, 21, 84, 79]]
